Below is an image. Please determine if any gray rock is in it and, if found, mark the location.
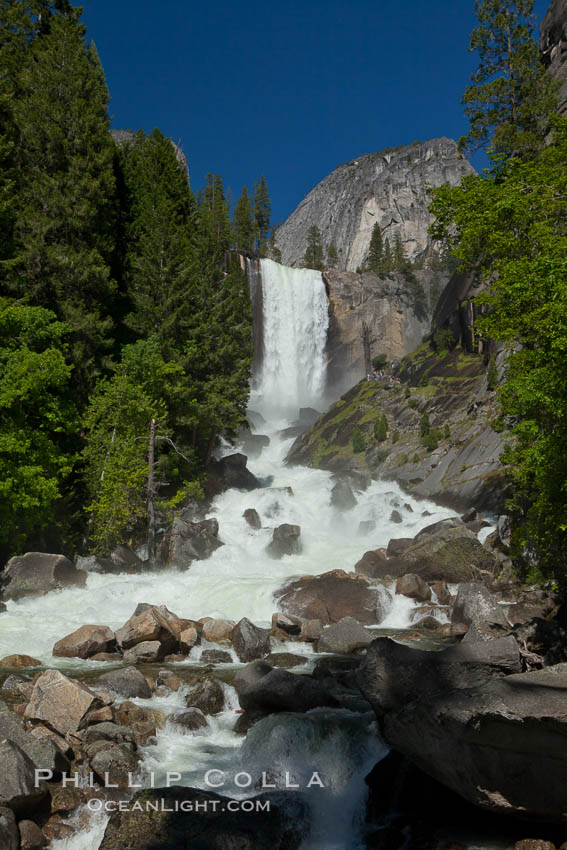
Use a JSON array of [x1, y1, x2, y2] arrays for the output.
[[232, 618, 270, 662], [243, 509, 261, 529], [52, 624, 115, 659], [271, 612, 302, 635], [390, 509, 403, 524], [386, 538, 413, 558], [185, 677, 224, 715], [25, 670, 101, 737], [123, 641, 163, 664], [80, 722, 135, 747], [268, 524, 302, 558], [0, 740, 46, 812], [353, 549, 390, 577], [170, 708, 207, 731], [395, 573, 431, 602], [209, 453, 260, 492], [1, 553, 87, 601], [110, 545, 143, 571], [18, 819, 45, 850], [541, 0, 567, 116], [99, 787, 306, 850], [358, 635, 522, 717], [264, 653, 307, 668], [238, 668, 335, 713], [317, 617, 373, 654], [330, 480, 357, 510], [167, 517, 223, 568], [75, 555, 120, 574], [275, 571, 383, 625], [91, 743, 139, 788], [0, 702, 68, 774], [498, 514, 512, 549], [383, 663, 567, 822], [200, 649, 232, 664], [452, 582, 510, 637], [233, 660, 273, 696], [0, 807, 18, 850], [115, 607, 178, 653], [2, 675, 24, 691], [96, 667, 151, 699]]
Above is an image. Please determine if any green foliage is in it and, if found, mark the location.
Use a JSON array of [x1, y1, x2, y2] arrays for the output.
[[432, 328, 456, 354], [0, 300, 76, 553], [303, 225, 324, 270], [268, 226, 281, 262], [392, 429, 400, 444], [431, 114, 567, 581], [374, 448, 390, 463], [372, 353, 388, 370], [408, 398, 419, 409], [197, 173, 230, 253], [352, 426, 366, 454], [326, 241, 339, 268], [373, 414, 388, 442], [444, 424, 451, 440], [487, 355, 498, 390], [253, 174, 271, 256], [404, 384, 411, 400], [367, 223, 383, 273], [420, 413, 430, 437], [422, 431, 439, 451], [459, 0, 558, 159], [233, 186, 254, 253]]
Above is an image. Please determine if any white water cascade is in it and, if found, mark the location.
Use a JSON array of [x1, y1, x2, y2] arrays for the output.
[[251, 258, 329, 417], [3, 258, 461, 850]]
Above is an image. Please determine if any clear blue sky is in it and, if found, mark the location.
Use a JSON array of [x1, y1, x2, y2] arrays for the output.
[[81, 0, 550, 225]]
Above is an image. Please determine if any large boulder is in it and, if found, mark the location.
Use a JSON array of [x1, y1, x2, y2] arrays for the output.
[[0, 655, 42, 668], [185, 677, 225, 715], [123, 641, 164, 664], [388, 518, 498, 583], [358, 635, 522, 717], [1, 553, 87, 602], [52, 625, 115, 660], [353, 549, 391, 579], [275, 571, 383, 625], [0, 741, 46, 813], [167, 517, 223, 568], [231, 618, 270, 662], [96, 667, 152, 699], [383, 663, 567, 823], [91, 743, 139, 788], [24, 670, 101, 736], [75, 555, 122, 574], [330, 480, 357, 510], [0, 808, 18, 850], [110, 545, 143, 571], [115, 607, 178, 653], [202, 618, 235, 643], [0, 703, 67, 775], [233, 660, 273, 696], [267, 524, 302, 558], [317, 617, 373, 654], [238, 668, 334, 713], [207, 453, 260, 495], [453, 582, 510, 638], [395, 574, 431, 602], [99, 787, 305, 850], [243, 509, 261, 529]]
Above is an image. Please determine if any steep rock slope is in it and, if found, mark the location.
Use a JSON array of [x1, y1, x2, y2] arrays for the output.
[[276, 138, 474, 272], [287, 343, 509, 513], [541, 0, 567, 115]]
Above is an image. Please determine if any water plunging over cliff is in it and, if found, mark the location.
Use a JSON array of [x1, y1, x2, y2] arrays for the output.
[[250, 259, 329, 418]]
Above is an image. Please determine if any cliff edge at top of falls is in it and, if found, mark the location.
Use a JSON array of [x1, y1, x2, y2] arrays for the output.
[[541, 0, 567, 115], [286, 341, 509, 514], [275, 137, 474, 272]]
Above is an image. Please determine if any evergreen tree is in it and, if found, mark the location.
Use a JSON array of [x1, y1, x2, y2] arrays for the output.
[[459, 0, 558, 158], [367, 223, 383, 273], [198, 173, 231, 252], [303, 225, 324, 270], [6, 10, 117, 400], [233, 186, 254, 253], [393, 233, 406, 269], [327, 241, 339, 268], [253, 174, 271, 255], [268, 226, 282, 262]]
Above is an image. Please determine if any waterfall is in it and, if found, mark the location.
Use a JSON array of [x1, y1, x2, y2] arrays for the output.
[[250, 259, 329, 418]]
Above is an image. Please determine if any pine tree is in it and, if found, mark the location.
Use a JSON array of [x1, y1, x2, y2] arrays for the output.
[[198, 173, 231, 252], [327, 241, 339, 268], [7, 10, 117, 400], [303, 225, 324, 270], [268, 226, 282, 262], [393, 234, 406, 269], [382, 238, 393, 273], [459, 0, 558, 158], [253, 174, 271, 255], [233, 186, 254, 253], [367, 223, 383, 272]]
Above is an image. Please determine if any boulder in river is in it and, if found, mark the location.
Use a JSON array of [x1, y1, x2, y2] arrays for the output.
[[91, 743, 139, 788], [453, 582, 510, 638], [0, 808, 18, 850], [110, 545, 144, 572], [24, 670, 102, 736], [268, 524, 302, 558], [1, 553, 87, 602], [0, 740, 46, 813], [52, 624, 116, 660], [383, 663, 567, 823], [123, 640, 164, 664], [202, 618, 235, 643], [232, 618, 270, 662], [185, 677, 224, 715], [358, 635, 522, 717], [115, 607, 178, 653], [99, 787, 306, 850], [96, 667, 152, 700], [0, 655, 42, 668], [390, 509, 403, 524], [330, 480, 357, 511], [0, 702, 68, 775], [170, 708, 208, 732], [166, 517, 223, 568], [395, 573, 431, 603], [233, 660, 273, 696], [317, 617, 373, 654], [353, 549, 390, 578], [75, 555, 122, 574], [275, 570, 383, 625], [243, 508, 261, 529], [207, 453, 261, 495], [238, 668, 335, 713]]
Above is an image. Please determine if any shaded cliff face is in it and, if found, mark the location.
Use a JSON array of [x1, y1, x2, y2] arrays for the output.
[[275, 138, 474, 272], [324, 268, 432, 396], [541, 0, 567, 115]]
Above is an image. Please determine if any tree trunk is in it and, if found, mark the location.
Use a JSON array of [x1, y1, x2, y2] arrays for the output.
[[362, 321, 372, 375], [205, 425, 217, 467], [147, 418, 156, 563]]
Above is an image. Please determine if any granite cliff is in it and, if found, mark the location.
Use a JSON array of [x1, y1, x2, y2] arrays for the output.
[[541, 0, 567, 114], [275, 137, 474, 273]]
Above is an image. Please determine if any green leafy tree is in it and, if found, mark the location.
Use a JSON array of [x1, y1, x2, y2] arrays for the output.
[[487, 355, 499, 390], [253, 174, 271, 256], [327, 242, 339, 268], [0, 300, 77, 555], [303, 225, 324, 270], [6, 10, 117, 400], [431, 117, 567, 580], [233, 186, 254, 253], [459, 0, 558, 159]]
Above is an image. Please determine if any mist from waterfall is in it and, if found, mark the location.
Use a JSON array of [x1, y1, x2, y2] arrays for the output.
[[250, 259, 329, 419]]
